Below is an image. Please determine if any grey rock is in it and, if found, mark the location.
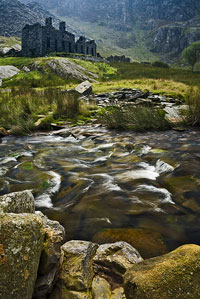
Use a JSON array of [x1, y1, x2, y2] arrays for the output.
[[75, 80, 93, 96], [0, 190, 35, 214], [0, 65, 20, 79], [48, 59, 98, 82], [93, 242, 143, 287]]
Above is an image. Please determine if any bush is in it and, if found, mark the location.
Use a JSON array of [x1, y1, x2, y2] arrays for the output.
[[152, 61, 170, 69], [100, 104, 171, 131]]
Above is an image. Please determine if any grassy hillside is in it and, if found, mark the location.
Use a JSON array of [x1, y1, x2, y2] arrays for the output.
[[1, 56, 200, 97]]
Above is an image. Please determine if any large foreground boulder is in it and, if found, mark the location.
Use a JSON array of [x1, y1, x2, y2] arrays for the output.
[[0, 213, 45, 299], [124, 244, 200, 299]]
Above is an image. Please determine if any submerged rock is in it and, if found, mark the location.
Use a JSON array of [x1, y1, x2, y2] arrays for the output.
[[124, 244, 200, 299], [0, 213, 44, 299], [0, 190, 35, 214]]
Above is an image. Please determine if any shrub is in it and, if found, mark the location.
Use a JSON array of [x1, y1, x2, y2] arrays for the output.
[[182, 41, 200, 71], [152, 61, 170, 69]]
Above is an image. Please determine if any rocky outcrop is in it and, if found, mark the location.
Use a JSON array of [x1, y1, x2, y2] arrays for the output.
[[1, 190, 200, 299], [48, 59, 98, 82], [152, 24, 200, 55], [124, 244, 200, 299]]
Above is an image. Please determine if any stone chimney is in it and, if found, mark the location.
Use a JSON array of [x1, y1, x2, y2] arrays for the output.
[[45, 17, 52, 27], [59, 22, 66, 32]]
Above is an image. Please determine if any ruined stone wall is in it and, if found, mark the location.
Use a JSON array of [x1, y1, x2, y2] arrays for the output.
[[76, 36, 86, 54], [22, 23, 43, 57], [22, 18, 96, 57], [86, 40, 97, 56]]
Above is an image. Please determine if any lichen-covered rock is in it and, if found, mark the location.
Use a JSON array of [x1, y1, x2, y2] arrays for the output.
[[57, 241, 98, 291], [93, 242, 143, 288], [33, 212, 65, 298], [0, 190, 35, 214], [0, 213, 44, 299], [124, 244, 200, 299]]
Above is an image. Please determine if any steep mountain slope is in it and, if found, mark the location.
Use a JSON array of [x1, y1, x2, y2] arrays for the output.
[[0, 0, 73, 36], [12, 0, 200, 60]]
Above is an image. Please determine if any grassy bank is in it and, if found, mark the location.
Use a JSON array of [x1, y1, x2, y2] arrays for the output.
[[0, 88, 97, 134]]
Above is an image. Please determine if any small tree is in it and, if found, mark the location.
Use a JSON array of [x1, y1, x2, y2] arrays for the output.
[[182, 41, 200, 71]]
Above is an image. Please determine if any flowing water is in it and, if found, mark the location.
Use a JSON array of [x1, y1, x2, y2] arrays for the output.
[[1, 125, 200, 257]]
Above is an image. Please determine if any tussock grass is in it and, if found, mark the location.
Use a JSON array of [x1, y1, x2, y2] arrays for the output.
[[100, 105, 171, 131], [0, 88, 92, 134], [183, 87, 200, 126], [93, 78, 188, 98]]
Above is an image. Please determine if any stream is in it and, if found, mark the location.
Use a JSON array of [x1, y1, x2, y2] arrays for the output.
[[1, 125, 200, 257]]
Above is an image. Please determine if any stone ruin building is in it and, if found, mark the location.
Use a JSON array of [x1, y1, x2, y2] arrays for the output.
[[22, 17, 97, 57]]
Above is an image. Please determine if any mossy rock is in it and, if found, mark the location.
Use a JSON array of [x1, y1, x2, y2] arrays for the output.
[[124, 244, 200, 299], [92, 228, 168, 259], [0, 213, 44, 299]]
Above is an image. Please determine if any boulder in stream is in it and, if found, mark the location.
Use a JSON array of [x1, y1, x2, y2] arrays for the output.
[[124, 244, 200, 299]]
